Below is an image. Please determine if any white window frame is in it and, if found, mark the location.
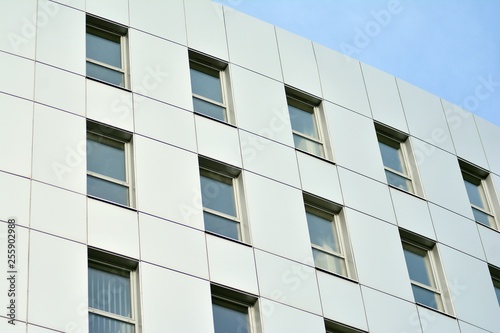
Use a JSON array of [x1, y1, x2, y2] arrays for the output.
[[211, 285, 260, 333], [199, 157, 248, 242], [400, 231, 453, 315], [87, 122, 134, 207], [86, 16, 129, 88], [377, 132, 413, 188], [88, 252, 139, 333], [189, 51, 231, 123], [287, 95, 326, 158], [461, 168, 498, 230], [304, 194, 356, 280]]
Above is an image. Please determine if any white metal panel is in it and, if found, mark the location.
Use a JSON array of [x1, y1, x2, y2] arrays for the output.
[[255, 250, 322, 315], [140, 263, 214, 333], [86, 0, 129, 25], [31, 182, 86, 243], [0, 93, 33, 177], [88, 199, 140, 258], [260, 299, 325, 333], [206, 234, 258, 294], [0, 0, 37, 58], [129, 0, 186, 44], [0, 52, 34, 99], [32, 104, 86, 193], [244, 172, 313, 262], [139, 213, 209, 279], [27, 231, 88, 332], [314, 43, 371, 117], [35, 3, 85, 74], [134, 135, 204, 229], [195, 115, 242, 167]]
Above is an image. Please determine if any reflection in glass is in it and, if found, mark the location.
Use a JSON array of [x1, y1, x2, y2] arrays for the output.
[[86, 31, 121, 68], [87, 136, 126, 181], [288, 104, 318, 139], [212, 301, 248, 333], [87, 176, 128, 206], [193, 97, 226, 121], [190, 67, 223, 103], [200, 174, 236, 217], [204, 211, 239, 240], [87, 62, 124, 87]]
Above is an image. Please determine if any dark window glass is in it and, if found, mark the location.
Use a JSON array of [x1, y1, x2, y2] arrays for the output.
[[86, 30, 121, 68], [212, 301, 249, 333]]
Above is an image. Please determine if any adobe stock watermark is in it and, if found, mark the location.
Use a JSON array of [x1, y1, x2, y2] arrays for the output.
[[340, 0, 404, 60], [414, 74, 500, 167], [7, 0, 62, 53]]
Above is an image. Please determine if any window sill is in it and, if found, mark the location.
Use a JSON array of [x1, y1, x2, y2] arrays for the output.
[[86, 76, 131, 92], [204, 230, 252, 247], [87, 195, 137, 212], [315, 266, 358, 284], [387, 183, 426, 200], [416, 303, 455, 319], [194, 111, 237, 128], [295, 149, 335, 165]]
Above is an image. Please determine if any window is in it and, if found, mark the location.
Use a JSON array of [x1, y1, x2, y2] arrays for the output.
[[304, 194, 356, 279], [88, 249, 139, 333], [199, 157, 247, 242], [86, 15, 128, 87], [189, 51, 231, 122], [460, 161, 498, 229], [211, 285, 260, 333], [287, 89, 326, 158], [490, 266, 500, 306], [87, 122, 133, 207], [376, 124, 421, 194], [400, 231, 451, 313], [325, 320, 367, 333]]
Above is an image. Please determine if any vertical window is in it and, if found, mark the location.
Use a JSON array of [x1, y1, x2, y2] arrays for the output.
[[199, 157, 246, 242], [377, 132, 413, 192], [87, 122, 133, 207], [189, 51, 230, 122], [304, 194, 356, 279], [86, 16, 128, 88], [211, 285, 260, 333], [460, 161, 497, 229], [376, 124, 421, 195], [88, 251, 138, 333], [400, 231, 452, 313], [287, 92, 325, 158]]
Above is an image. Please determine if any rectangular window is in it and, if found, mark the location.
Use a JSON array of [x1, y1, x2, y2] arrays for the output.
[[87, 122, 133, 207], [325, 320, 367, 333], [460, 161, 497, 229], [199, 157, 246, 242], [211, 285, 260, 333], [304, 194, 356, 279], [287, 92, 325, 158], [189, 51, 230, 122], [88, 250, 138, 333], [86, 15, 128, 88], [400, 231, 452, 313]]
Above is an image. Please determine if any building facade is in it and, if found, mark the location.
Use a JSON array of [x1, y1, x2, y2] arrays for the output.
[[1, 0, 500, 332]]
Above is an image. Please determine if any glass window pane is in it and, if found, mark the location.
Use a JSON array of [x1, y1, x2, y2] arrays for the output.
[[312, 248, 346, 276], [288, 104, 319, 139], [87, 175, 128, 206], [87, 62, 124, 87], [306, 212, 340, 253], [411, 284, 442, 310], [472, 208, 495, 228], [87, 135, 126, 181], [464, 179, 489, 210], [86, 31, 122, 68], [293, 134, 324, 157], [200, 174, 236, 216], [193, 97, 226, 122], [88, 267, 131, 317], [385, 170, 413, 192], [403, 247, 436, 288], [190, 67, 223, 103], [204, 211, 240, 240], [212, 302, 248, 333], [379, 140, 405, 174], [89, 313, 134, 333]]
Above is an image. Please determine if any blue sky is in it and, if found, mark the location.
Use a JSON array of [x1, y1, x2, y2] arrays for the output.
[[214, 0, 500, 127]]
